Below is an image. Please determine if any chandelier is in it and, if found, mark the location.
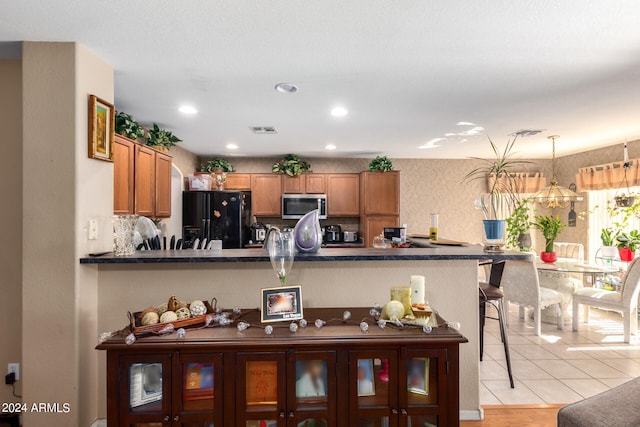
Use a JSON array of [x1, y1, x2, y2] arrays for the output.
[[532, 135, 583, 209]]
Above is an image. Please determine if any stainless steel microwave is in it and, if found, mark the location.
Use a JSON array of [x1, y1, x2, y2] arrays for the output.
[[282, 194, 327, 220]]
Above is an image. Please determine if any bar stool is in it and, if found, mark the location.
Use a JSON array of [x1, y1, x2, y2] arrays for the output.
[[479, 261, 514, 388]]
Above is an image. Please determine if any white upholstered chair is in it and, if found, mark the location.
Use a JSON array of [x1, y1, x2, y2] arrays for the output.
[[553, 242, 585, 260], [501, 258, 564, 336], [573, 257, 640, 343]]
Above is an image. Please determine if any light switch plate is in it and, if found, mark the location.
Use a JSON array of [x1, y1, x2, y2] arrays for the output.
[[88, 219, 99, 240], [8, 363, 19, 381]]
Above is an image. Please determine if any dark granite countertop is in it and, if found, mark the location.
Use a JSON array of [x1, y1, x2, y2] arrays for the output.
[[80, 246, 531, 264]]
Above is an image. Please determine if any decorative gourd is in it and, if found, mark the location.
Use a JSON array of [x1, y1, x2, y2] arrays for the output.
[[167, 295, 180, 312]]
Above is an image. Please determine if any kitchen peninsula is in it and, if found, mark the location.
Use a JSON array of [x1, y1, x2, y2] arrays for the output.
[[83, 245, 529, 421]]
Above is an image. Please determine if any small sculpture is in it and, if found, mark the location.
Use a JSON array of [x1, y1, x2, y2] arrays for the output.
[[293, 209, 322, 253]]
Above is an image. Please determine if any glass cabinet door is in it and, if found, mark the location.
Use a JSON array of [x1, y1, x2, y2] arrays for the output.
[[173, 353, 223, 427], [236, 352, 287, 427], [401, 349, 448, 426], [120, 354, 172, 427], [349, 350, 398, 427], [287, 350, 336, 426]]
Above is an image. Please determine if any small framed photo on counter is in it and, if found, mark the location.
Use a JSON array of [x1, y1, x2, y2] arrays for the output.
[[88, 94, 114, 162], [261, 285, 303, 323]]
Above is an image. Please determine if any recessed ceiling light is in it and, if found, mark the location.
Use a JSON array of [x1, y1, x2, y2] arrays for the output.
[[419, 138, 446, 149], [275, 83, 299, 93], [325, 144, 337, 150], [330, 106, 348, 117], [456, 121, 475, 126], [178, 105, 198, 114], [226, 143, 238, 150]]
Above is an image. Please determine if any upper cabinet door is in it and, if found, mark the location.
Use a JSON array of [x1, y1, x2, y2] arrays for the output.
[[113, 135, 135, 214], [251, 174, 282, 217], [327, 174, 360, 217], [282, 176, 305, 194], [134, 145, 156, 217], [225, 173, 252, 191], [304, 174, 327, 194], [154, 152, 172, 218], [360, 171, 400, 216]]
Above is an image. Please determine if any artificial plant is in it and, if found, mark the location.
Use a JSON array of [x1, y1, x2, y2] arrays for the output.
[[146, 123, 182, 150], [368, 156, 394, 172], [272, 154, 311, 176], [200, 158, 234, 173], [115, 111, 145, 140]]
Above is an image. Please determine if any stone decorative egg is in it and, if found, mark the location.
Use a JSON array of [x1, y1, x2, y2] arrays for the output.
[[156, 303, 168, 316], [141, 311, 159, 326], [175, 307, 191, 320], [160, 311, 178, 323], [382, 300, 406, 321], [167, 296, 180, 312], [190, 300, 207, 317]]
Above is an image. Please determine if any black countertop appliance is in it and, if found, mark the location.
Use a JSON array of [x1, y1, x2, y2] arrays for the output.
[[182, 191, 251, 249], [324, 225, 343, 243]]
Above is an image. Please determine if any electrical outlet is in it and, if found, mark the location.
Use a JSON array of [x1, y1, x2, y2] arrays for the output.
[[88, 219, 99, 240], [8, 363, 19, 381]]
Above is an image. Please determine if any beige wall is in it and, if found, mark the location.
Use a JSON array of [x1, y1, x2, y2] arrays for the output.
[[0, 59, 23, 404], [169, 144, 200, 177], [22, 42, 113, 427]]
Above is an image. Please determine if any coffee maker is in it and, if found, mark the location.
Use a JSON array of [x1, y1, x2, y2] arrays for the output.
[[250, 222, 267, 244]]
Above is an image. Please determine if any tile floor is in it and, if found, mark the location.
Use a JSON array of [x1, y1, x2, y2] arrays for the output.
[[480, 304, 640, 405]]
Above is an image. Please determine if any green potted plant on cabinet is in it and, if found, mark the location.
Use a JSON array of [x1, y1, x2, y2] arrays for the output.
[[272, 154, 311, 176], [200, 158, 235, 173], [616, 230, 640, 261], [146, 123, 182, 152], [532, 215, 566, 263], [115, 111, 145, 140], [463, 136, 531, 252], [505, 199, 532, 251], [368, 156, 394, 172]]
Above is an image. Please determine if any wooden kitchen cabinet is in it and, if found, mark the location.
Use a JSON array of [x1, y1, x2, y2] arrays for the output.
[[113, 134, 173, 218], [113, 135, 135, 214], [282, 174, 327, 194], [362, 216, 400, 247], [251, 174, 282, 216], [98, 308, 465, 427], [134, 144, 156, 217], [154, 151, 172, 218], [360, 171, 400, 216], [327, 173, 360, 217], [225, 173, 252, 191]]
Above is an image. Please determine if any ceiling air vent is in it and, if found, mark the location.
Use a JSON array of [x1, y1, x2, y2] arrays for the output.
[[250, 126, 278, 134], [512, 129, 545, 137]]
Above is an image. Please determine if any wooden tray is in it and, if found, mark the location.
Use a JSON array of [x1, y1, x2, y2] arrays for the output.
[[128, 299, 216, 337]]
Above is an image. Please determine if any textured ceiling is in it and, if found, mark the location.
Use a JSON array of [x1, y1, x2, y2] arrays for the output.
[[1, 0, 640, 159]]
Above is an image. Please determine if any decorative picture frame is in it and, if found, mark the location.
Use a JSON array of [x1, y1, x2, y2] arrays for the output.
[[357, 359, 376, 396], [261, 285, 303, 323], [88, 94, 114, 162], [407, 357, 430, 396]]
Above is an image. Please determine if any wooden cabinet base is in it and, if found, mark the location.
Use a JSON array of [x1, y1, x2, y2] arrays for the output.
[[98, 307, 466, 427]]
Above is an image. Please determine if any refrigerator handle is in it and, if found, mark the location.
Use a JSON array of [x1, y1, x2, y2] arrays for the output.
[[202, 219, 207, 238], [206, 219, 211, 238]]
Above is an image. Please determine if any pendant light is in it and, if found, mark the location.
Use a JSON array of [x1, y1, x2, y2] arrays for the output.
[[532, 135, 583, 209]]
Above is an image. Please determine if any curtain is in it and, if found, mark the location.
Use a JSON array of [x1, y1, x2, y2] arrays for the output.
[[577, 159, 640, 192], [487, 172, 547, 194]]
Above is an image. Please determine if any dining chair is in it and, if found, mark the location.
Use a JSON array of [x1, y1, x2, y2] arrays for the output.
[[479, 261, 514, 388], [501, 258, 564, 336], [572, 257, 640, 343], [553, 242, 584, 260]]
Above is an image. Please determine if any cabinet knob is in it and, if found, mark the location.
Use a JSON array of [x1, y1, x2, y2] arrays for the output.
[[289, 411, 295, 418], [173, 415, 179, 421], [392, 409, 398, 415], [401, 409, 408, 415], [163, 416, 170, 421], [279, 411, 285, 419]]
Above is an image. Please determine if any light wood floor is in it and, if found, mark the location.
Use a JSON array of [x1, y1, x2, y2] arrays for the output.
[[461, 405, 563, 427]]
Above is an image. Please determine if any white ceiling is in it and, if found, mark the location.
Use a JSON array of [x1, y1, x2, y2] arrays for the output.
[[2, 0, 640, 159]]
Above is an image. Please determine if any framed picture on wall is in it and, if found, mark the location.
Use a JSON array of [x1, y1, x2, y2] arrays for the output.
[[261, 285, 303, 323], [88, 94, 114, 162]]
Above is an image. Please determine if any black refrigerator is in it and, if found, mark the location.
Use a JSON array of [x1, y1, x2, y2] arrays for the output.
[[182, 191, 252, 249]]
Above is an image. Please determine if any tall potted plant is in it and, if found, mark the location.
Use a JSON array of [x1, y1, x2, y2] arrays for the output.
[[463, 136, 530, 252], [532, 215, 566, 263], [600, 228, 619, 259]]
